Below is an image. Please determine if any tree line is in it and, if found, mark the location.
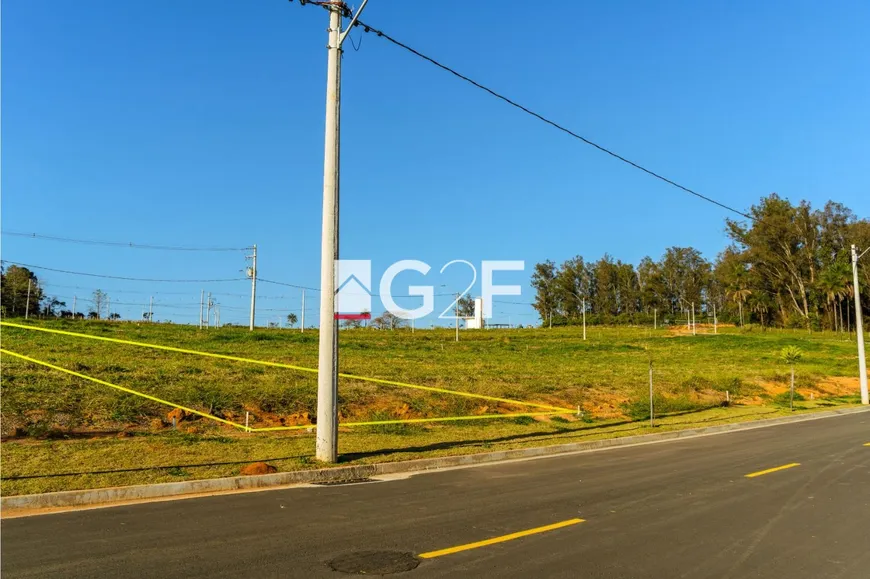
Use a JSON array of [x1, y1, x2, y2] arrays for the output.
[[1, 266, 121, 320], [532, 194, 870, 330]]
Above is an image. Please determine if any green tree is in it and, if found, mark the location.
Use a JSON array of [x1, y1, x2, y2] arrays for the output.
[[0, 265, 44, 318], [456, 294, 476, 318], [780, 346, 803, 410], [286, 313, 298, 328], [531, 260, 558, 327]]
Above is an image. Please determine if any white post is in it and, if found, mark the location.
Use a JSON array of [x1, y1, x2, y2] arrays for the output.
[[199, 290, 204, 330], [692, 302, 696, 336], [206, 292, 211, 329], [249, 244, 257, 331], [649, 360, 654, 428], [582, 298, 586, 340], [25, 279, 32, 319], [301, 289, 305, 333], [149, 296, 153, 323], [316, 4, 342, 463], [851, 245, 868, 405], [713, 302, 717, 334]]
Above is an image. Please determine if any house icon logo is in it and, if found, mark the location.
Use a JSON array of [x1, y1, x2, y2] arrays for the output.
[[335, 260, 372, 320]]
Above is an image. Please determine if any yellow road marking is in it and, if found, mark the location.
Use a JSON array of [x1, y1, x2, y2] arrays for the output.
[[0, 321, 572, 413], [418, 518, 584, 559], [864, 442, 870, 447], [744, 462, 800, 478]]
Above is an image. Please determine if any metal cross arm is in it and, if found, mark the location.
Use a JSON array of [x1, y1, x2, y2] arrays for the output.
[[338, 0, 368, 47]]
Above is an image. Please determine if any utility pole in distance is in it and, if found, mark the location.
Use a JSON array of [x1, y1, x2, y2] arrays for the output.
[[199, 290, 204, 329], [149, 296, 153, 323], [301, 289, 305, 333], [851, 244, 868, 404], [25, 279, 32, 319], [247, 244, 257, 331], [315, 0, 368, 463]]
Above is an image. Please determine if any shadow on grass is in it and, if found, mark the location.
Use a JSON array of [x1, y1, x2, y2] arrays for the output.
[[5, 407, 783, 479], [339, 407, 779, 462]]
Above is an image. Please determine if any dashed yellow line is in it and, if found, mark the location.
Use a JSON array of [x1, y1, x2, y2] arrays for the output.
[[418, 518, 584, 559], [863, 442, 870, 447], [744, 462, 800, 478]]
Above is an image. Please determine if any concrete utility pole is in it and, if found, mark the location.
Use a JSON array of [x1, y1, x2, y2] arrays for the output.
[[582, 298, 586, 341], [315, 0, 359, 463], [73, 295, 77, 318], [301, 289, 305, 333], [248, 244, 257, 331], [149, 296, 153, 323], [199, 290, 204, 330], [455, 294, 460, 342], [25, 279, 32, 319], [206, 292, 212, 329], [851, 244, 868, 405], [107, 296, 111, 320]]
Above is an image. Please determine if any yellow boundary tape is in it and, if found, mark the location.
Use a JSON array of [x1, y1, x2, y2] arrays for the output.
[[0, 348, 567, 432], [0, 348, 245, 430], [1, 321, 572, 413]]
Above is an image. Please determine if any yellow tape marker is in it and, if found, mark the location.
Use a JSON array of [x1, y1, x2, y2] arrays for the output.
[[1, 322, 572, 413], [418, 518, 585, 559], [0, 348, 571, 432], [744, 462, 800, 478], [0, 348, 246, 431]]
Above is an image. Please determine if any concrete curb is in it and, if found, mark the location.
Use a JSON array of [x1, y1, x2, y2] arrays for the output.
[[3, 406, 867, 514]]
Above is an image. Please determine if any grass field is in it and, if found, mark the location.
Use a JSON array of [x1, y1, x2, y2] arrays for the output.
[[0, 319, 865, 494]]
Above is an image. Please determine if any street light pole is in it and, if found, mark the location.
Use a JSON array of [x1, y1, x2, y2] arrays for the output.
[[851, 244, 868, 405]]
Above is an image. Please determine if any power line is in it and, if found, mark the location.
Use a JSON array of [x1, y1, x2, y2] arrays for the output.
[[291, 1, 752, 220], [257, 278, 320, 291], [353, 20, 752, 220], [1, 261, 245, 284], [2, 231, 248, 252]]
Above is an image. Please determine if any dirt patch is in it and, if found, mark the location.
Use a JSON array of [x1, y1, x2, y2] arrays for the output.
[[239, 462, 277, 476]]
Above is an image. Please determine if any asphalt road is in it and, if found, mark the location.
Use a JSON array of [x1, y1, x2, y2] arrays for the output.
[[3, 411, 869, 578]]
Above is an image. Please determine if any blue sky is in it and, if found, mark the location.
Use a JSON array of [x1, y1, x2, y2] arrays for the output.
[[2, 0, 868, 326]]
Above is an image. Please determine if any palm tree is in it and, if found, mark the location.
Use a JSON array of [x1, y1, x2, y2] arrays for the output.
[[727, 288, 752, 327], [818, 262, 851, 332], [286, 313, 298, 328], [780, 346, 803, 411]]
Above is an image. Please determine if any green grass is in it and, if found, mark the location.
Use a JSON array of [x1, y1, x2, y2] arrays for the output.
[[2, 404, 856, 496], [0, 320, 864, 494]]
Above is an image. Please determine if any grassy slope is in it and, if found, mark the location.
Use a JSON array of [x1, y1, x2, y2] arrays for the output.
[[0, 320, 864, 494]]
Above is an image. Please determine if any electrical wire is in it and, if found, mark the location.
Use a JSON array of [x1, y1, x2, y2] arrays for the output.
[[1, 261, 245, 284], [290, 0, 752, 220], [2, 231, 248, 251]]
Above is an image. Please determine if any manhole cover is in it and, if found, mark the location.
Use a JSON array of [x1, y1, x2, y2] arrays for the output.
[[329, 551, 419, 575], [312, 477, 376, 486]]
